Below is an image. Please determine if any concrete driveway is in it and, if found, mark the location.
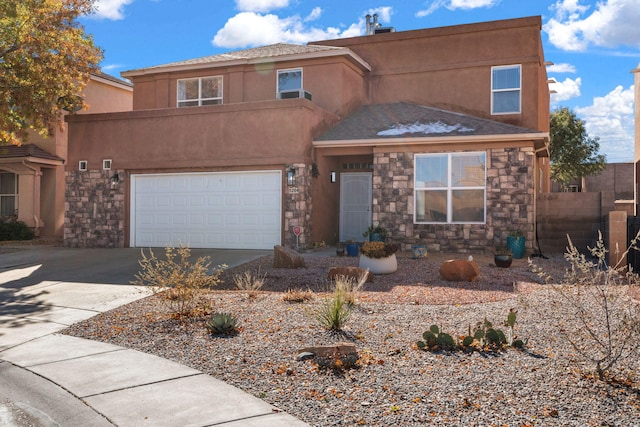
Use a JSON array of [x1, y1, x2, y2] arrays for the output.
[[0, 245, 310, 427]]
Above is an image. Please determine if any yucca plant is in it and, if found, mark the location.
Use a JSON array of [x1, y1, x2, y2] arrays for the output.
[[206, 312, 239, 335]]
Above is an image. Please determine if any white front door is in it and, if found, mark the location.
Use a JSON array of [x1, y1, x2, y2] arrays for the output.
[[339, 172, 372, 242]]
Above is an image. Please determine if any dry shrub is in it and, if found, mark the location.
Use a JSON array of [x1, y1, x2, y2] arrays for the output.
[[233, 268, 266, 299], [312, 271, 368, 331], [283, 288, 314, 303], [132, 245, 226, 316], [530, 231, 640, 380]]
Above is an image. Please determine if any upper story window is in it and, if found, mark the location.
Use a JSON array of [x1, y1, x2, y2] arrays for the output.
[[491, 65, 521, 114], [177, 76, 222, 107], [414, 152, 486, 224], [277, 68, 303, 98]]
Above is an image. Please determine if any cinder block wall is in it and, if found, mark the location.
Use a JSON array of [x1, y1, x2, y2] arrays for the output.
[[536, 192, 615, 254]]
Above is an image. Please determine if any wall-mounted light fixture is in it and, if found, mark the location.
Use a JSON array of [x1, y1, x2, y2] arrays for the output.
[[110, 173, 120, 190], [330, 171, 336, 183], [287, 168, 296, 186]]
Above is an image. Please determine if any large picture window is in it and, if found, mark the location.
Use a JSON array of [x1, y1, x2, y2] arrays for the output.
[[491, 65, 521, 114], [414, 152, 486, 224], [0, 172, 17, 216], [177, 76, 222, 107]]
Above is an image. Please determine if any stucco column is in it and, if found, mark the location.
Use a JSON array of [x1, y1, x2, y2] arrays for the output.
[[608, 210, 627, 269], [17, 167, 44, 231]]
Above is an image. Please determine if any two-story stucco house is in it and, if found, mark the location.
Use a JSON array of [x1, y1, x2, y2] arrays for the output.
[[0, 73, 132, 239], [65, 16, 550, 253]]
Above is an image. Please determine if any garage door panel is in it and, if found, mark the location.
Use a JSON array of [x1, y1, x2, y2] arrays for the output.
[[132, 171, 281, 249]]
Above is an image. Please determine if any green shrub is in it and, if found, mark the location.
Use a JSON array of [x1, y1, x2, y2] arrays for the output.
[[0, 219, 34, 241], [132, 245, 226, 316], [206, 312, 239, 335]]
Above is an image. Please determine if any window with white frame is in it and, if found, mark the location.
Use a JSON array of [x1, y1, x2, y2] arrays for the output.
[[277, 68, 302, 96], [414, 152, 486, 224], [0, 172, 17, 216], [491, 65, 521, 114], [177, 76, 223, 107]]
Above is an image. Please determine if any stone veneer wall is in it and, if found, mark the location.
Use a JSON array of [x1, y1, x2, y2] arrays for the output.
[[284, 163, 312, 250], [373, 147, 535, 254], [64, 169, 125, 248]]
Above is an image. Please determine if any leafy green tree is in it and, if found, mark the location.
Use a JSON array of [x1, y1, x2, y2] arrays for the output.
[[0, 0, 103, 144], [549, 107, 606, 188]]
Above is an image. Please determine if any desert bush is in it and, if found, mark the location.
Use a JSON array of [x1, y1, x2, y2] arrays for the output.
[[132, 245, 226, 316], [206, 312, 239, 335], [530, 231, 640, 380], [333, 272, 368, 306], [283, 288, 314, 303], [233, 268, 266, 299]]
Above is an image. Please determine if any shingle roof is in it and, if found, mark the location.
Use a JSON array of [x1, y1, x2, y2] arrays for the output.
[[123, 43, 361, 75], [316, 103, 541, 141], [0, 144, 64, 162]]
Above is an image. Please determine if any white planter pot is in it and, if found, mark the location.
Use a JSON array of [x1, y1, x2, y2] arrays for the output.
[[359, 253, 398, 275]]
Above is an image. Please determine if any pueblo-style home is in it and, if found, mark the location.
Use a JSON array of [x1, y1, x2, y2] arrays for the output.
[[65, 16, 550, 252]]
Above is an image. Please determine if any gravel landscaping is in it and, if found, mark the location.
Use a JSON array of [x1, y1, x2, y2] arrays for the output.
[[62, 251, 640, 426]]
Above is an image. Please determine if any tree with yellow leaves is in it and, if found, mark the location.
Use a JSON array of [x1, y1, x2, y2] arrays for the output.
[[0, 0, 102, 144]]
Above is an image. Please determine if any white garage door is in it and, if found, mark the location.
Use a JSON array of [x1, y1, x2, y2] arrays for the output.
[[130, 171, 282, 249]]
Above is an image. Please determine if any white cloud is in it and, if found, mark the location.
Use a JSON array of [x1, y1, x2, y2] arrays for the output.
[[236, 0, 289, 13], [212, 8, 392, 48], [92, 0, 134, 20], [305, 7, 322, 22], [417, 0, 499, 17], [546, 63, 576, 73], [575, 84, 635, 162], [550, 77, 582, 104], [544, 0, 640, 51]]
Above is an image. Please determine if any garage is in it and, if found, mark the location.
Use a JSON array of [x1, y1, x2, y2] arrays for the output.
[[130, 171, 282, 249]]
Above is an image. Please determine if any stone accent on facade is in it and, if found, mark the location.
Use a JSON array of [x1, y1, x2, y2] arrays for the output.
[[284, 163, 312, 250], [373, 148, 534, 254], [64, 169, 125, 248]]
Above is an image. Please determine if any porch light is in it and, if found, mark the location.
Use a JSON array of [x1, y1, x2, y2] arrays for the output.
[[110, 173, 120, 190], [287, 168, 296, 186], [330, 171, 336, 183]]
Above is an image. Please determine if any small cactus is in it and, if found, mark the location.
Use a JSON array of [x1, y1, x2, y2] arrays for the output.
[[417, 325, 457, 351], [206, 312, 239, 335]]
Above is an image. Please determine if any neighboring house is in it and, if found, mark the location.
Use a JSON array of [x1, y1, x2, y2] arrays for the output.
[[0, 73, 132, 238], [65, 16, 550, 253], [550, 162, 633, 200]]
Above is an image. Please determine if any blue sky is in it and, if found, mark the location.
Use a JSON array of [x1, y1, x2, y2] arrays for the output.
[[81, 0, 639, 163]]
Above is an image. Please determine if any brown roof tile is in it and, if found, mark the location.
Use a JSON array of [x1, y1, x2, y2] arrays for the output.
[[316, 103, 540, 141], [0, 144, 64, 162]]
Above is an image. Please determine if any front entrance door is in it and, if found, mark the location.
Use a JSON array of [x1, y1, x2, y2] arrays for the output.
[[340, 172, 372, 242]]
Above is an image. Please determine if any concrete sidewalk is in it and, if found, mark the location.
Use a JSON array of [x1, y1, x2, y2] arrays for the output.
[[0, 246, 311, 426]]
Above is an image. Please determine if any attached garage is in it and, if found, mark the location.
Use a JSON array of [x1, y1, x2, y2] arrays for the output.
[[130, 171, 282, 249]]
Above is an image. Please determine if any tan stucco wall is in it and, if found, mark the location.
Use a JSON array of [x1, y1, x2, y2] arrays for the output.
[[130, 57, 367, 118], [311, 16, 548, 132], [25, 76, 132, 237]]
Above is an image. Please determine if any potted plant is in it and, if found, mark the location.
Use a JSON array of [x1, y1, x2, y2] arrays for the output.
[[506, 229, 526, 259], [359, 241, 400, 274], [345, 240, 359, 257], [494, 245, 513, 268], [335, 243, 345, 257], [362, 225, 387, 242]]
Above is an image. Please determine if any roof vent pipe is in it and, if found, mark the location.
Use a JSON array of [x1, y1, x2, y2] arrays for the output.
[[365, 14, 380, 35]]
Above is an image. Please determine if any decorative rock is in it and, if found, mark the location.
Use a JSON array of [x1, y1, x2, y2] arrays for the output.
[[295, 352, 316, 362], [273, 245, 306, 269], [439, 259, 481, 282], [327, 267, 373, 283], [296, 343, 357, 360]]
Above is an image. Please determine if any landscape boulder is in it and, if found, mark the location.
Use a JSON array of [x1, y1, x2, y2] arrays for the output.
[[273, 245, 306, 269], [439, 259, 480, 282], [327, 266, 373, 283]]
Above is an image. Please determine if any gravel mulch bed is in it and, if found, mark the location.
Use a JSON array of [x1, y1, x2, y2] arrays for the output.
[[62, 252, 640, 426]]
